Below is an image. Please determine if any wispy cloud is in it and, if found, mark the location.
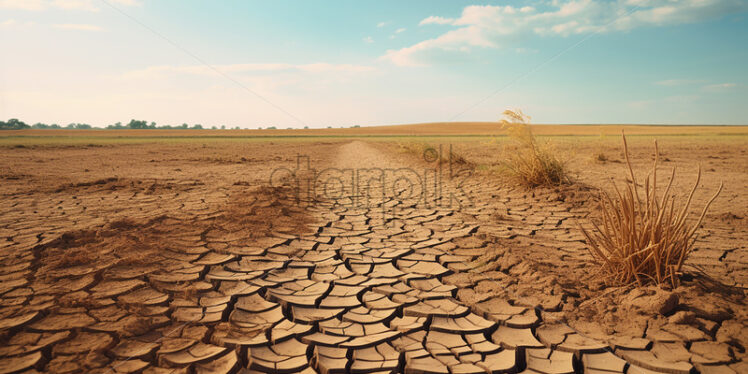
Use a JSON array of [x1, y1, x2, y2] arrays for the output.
[[389, 28, 406, 40], [363, 36, 374, 44], [383, 0, 748, 66], [420, 16, 454, 25], [703, 82, 737, 91], [376, 21, 389, 28], [53, 23, 102, 31]]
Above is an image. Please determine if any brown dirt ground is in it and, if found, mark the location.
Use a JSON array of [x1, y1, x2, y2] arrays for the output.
[[0, 132, 746, 373], [396, 135, 748, 361], [0, 141, 339, 319]]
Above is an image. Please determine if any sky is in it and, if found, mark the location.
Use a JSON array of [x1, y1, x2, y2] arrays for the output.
[[1, 0, 747, 128]]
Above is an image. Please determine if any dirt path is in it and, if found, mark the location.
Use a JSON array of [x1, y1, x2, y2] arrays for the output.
[[0, 140, 743, 373]]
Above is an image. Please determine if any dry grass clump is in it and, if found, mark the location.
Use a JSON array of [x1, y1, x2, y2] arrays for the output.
[[499, 109, 569, 187], [579, 134, 722, 287], [398, 142, 471, 166]]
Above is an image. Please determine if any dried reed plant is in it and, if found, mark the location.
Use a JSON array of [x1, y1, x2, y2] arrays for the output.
[[579, 134, 722, 287], [499, 109, 569, 187]]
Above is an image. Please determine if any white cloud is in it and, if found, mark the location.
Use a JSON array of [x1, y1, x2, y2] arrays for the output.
[[419, 16, 454, 25], [377, 21, 389, 28], [703, 82, 737, 91], [381, 25, 495, 66], [53, 23, 102, 31], [389, 28, 407, 39], [384, 0, 748, 66], [363, 36, 374, 43]]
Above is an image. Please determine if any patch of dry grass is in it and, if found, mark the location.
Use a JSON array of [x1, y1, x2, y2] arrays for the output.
[[499, 109, 570, 187], [578, 134, 722, 287], [398, 142, 471, 166]]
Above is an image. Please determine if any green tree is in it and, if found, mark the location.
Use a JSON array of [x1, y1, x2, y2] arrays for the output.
[[127, 119, 148, 129], [0, 118, 30, 130]]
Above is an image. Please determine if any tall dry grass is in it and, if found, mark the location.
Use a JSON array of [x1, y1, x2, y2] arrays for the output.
[[499, 109, 569, 187], [578, 134, 722, 287]]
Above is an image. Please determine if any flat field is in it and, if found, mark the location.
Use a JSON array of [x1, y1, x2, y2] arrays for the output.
[[0, 125, 746, 373], [2, 122, 747, 143]]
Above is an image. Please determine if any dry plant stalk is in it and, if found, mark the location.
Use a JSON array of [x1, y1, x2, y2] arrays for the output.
[[499, 109, 569, 187], [579, 134, 722, 287]]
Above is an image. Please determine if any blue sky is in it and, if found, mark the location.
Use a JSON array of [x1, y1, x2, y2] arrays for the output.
[[1, 0, 747, 128]]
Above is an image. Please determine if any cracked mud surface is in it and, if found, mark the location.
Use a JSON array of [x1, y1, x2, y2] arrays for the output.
[[1, 139, 746, 373]]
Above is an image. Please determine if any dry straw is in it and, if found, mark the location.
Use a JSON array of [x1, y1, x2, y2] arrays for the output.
[[579, 134, 722, 287], [499, 109, 569, 187]]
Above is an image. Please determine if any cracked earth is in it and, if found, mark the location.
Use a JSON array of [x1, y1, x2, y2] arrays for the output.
[[1, 140, 746, 373]]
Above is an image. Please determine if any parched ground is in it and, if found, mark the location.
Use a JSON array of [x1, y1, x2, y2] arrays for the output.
[[0, 136, 746, 373]]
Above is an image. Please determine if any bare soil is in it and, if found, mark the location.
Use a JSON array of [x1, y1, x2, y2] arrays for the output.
[[0, 135, 745, 373], [421, 136, 748, 367]]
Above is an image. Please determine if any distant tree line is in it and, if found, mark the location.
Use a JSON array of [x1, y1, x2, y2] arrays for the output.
[[105, 120, 207, 130], [1, 118, 362, 130], [0, 118, 241, 130]]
